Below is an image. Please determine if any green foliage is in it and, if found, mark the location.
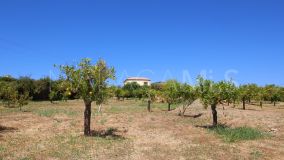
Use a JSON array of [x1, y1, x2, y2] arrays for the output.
[[33, 77, 51, 100], [49, 91, 58, 103], [197, 77, 239, 107], [197, 77, 224, 107], [239, 84, 258, 103], [197, 76, 237, 125], [142, 86, 157, 102], [114, 87, 126, 100], [0, 75, 17, 82], [209, 126, 265, 142], [280, 87, 284, 102], [264, 85, 281, 105], [177, 83, 198, 116], [151, 82, 164, 91], [58, 58, 115, 136], [132, 88, 144, 99], [17, 92, 30, 110], [122, 82, 141, 98], [0, 80, 31, 110], [0, 82, 18, 107], [58, 58, 115, 105], [162, 80, 180, 105]]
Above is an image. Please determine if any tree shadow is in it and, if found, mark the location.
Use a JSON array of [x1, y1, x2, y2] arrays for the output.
[[195, 123, 229, 129], [0, 125, 17, 134], [235, 108, 261, 111], [90, 127, 126, 140], [183, 113, 203, 118], [178, 113, 203, 118]]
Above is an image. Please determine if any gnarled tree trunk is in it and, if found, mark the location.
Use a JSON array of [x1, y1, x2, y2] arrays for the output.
[[84, 100, 92, 136], [211, 104, 218, 126]]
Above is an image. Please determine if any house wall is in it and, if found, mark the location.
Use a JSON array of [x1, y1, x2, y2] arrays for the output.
[[124, 80, 151, 86]]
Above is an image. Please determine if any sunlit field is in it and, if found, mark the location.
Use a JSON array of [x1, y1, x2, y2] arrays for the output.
[[1, 99, 283, 160]]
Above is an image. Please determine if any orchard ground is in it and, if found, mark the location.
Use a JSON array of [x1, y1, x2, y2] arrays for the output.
[[0, 100, 284, 160]]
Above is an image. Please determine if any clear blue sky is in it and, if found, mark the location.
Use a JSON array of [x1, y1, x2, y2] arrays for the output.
[[0, 0, 283, 86]]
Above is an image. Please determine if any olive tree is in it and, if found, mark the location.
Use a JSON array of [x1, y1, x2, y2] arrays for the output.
[[162, 80, 180, 111], [58, 58, 115, 136]]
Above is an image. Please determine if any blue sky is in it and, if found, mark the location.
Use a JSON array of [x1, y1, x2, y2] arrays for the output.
[[0, 0, 283, 86]]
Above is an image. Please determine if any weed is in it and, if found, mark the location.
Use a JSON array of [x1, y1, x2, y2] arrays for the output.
[[209, 126, 266, 142]]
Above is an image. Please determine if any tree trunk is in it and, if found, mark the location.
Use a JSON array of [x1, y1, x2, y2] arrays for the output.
[[274, 101, 276, 106], [242, 98, 246, 110], [211, 104, 218, 126], [84, 100, 92, 136], [168, 103, 171, 111], [227, 101, 230, 106], [147, 100, 151, 112], [260, 101, 263, 108]]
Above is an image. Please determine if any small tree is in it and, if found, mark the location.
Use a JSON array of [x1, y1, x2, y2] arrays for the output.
[[255, 86, 266, 108], [58, 58, 115, 136], [247, 84, 259, 104], [17, 91, 30, 111], [197, 77, 231, 126], [239, 85, 250, 110], [142, 87, 156, 112], [162, 80, 180, 111], [230, 85, 240, 108], [0, 82, 18, 107], [177, 83, 197, 117], [264, 85, 281, 106], [218, 80, 237, 106]]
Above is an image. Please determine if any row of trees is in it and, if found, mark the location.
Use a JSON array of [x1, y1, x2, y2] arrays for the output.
[[109, 79, 284, 127], [113, 79, 284, 110], [1, 58, 284, 136], [0, 75, 79, 109]]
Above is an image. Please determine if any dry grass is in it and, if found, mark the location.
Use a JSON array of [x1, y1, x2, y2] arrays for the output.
[[0, 99, 284, 160]]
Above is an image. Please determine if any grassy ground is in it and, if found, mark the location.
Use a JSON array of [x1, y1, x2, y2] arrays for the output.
[[0, 99, 284, 160]]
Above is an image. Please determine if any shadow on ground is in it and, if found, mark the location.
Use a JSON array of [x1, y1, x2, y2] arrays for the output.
[[183, 113, 203, 118], [90, 127, 126, 139], [0, 125, 17, 134], [195, 123, 230, 129]]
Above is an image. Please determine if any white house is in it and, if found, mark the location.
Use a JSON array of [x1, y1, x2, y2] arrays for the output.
[[124, 77, 151, 86]]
